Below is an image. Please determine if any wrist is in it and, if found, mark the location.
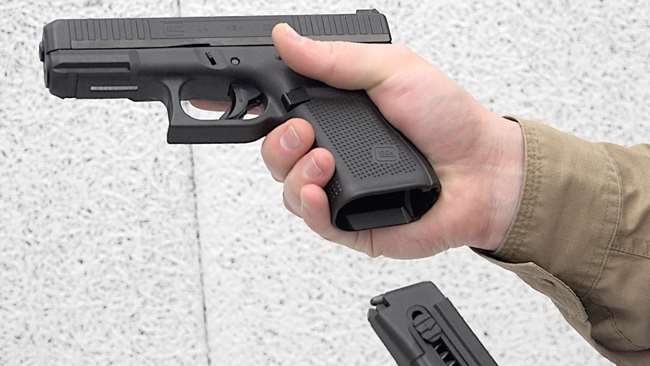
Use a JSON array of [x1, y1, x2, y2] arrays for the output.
[[473, 112, 525, 251]]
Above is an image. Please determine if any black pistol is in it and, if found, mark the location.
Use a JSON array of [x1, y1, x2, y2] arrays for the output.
[[369, 282, 499, 366], [39, 10, 440, 231]]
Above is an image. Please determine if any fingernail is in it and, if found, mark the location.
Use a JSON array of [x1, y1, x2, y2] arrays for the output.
[[282, 23, 303, 42], [304, 156, 324, 178], [280, 125, 301, 150]]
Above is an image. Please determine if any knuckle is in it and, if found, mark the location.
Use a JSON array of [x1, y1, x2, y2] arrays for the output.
[[323, 41, 340, 76]]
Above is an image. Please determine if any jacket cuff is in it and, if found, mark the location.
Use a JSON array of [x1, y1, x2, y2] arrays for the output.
[[487, 118, 621, 298]]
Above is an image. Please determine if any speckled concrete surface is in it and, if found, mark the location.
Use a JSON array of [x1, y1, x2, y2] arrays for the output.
[[1, 0, 648, 365], [182, 1, 648, 366], [0, 1, 207, 365]]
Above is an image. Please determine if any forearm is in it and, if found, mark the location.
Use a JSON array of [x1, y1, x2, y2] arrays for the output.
[[476, 118, 650, 365]]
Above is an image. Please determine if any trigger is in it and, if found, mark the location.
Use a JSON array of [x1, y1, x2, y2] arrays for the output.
[[223, 83, 262, 120]]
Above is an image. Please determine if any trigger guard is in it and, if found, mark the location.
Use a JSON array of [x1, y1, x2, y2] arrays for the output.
[[163, 78, 286, 143]]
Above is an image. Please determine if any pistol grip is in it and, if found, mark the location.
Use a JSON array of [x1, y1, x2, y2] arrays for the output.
[[288, 87, 440, 231]]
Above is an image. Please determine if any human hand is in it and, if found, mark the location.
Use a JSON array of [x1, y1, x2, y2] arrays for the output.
[[196, 24, 524, 259]]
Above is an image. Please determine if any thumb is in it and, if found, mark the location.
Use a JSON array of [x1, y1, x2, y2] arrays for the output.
[[271, 23, 425, 91]]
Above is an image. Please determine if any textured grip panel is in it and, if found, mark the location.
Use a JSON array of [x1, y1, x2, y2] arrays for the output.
[[291, 88, 439, 231], [307, 93, 418, 180], [324, 175, 343, 200]]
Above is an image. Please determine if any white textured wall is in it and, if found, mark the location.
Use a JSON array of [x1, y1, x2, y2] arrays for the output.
[[0, 1, 207, 365], [1, 1, 648, 365]]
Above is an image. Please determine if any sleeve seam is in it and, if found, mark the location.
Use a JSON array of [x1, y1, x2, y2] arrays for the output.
[[602, 304, 647, 350], [610, 246, 650, 260], [582, 144, 623, 301]]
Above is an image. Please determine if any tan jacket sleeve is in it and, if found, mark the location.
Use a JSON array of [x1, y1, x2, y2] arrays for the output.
[[476, 118, 650, 366]]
